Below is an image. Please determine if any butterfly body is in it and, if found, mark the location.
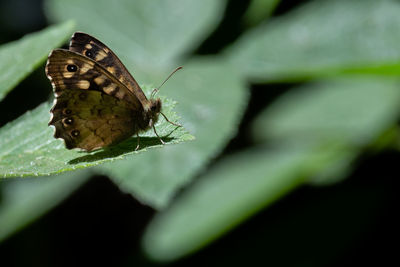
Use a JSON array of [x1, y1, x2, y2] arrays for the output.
[[46, 32, 172, 151]]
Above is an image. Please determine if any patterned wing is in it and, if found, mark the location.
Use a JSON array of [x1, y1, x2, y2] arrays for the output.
[[69, 32, 149, 106], [49, 90, 139, 151], [46, 49, 142, 110]]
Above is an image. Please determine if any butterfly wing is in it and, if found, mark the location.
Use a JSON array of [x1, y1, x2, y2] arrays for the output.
[[69, 32, 149, 107], [49, 90, 138, 151], [46, 49, 147, 151], [46, 49, 141, 109]]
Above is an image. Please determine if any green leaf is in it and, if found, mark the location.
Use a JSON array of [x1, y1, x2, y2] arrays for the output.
[[243, 0, 280, 27], [252, 77, 400, 184], [226, 0, 400, 82], [41, 0, 246, 209], [253, 77, 400, 146], [99, 59, 248, 209], [45, 0, 226, 80], [0, 170, 91, 242], [0, 21, 75, 102], [142, 77, 400, 261], [0, 86, 193, 178], [142, 146, 313, 262]]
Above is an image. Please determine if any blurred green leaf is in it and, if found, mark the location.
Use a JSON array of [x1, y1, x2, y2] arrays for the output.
[[45, 0, 226, 80], [142, 145, 312, 262], [0, 86, 192, 178], [142, 77, 400, 261], [252, 77, 400, 184], [253, 78, 400, 146], [42, 0, 250, 208], [1, 0, 246, 211], [99, 59, 248, 208], [0, 21, 75, 101], [0, 170, 91, 242], [243, 0, 280, 26], [226, 0, 400, 82]]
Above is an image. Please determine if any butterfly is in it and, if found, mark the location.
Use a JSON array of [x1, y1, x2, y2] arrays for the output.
[[46, 32, 181, 151]]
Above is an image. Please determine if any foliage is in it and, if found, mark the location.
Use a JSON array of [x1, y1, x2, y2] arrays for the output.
[[1, 0, 400, 264]]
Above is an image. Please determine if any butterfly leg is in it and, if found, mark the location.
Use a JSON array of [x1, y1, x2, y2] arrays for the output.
[[153, 125, 165, 145], [135, 133, 140, 151], [160, 112, 182, 127]]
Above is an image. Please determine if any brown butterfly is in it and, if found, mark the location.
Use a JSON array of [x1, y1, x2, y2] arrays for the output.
[[46, 32, 181, 151]]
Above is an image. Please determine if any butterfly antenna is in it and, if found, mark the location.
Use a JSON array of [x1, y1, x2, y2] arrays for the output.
[[151, 66, 182, 98]]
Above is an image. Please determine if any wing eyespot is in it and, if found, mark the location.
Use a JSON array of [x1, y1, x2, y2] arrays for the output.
[[63, 117, 74, 126], [71, 129, 80, 137], [67, 64, 78, 72], [85, 50, 93, 58]]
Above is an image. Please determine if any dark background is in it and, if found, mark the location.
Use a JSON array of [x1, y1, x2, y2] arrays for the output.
[[0, 0, 398, 266]]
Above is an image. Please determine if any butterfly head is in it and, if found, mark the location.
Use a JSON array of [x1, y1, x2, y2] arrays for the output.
[[150, 98, 162, 114], [147, 98, 162, 127], [146, 66, 182, 128]]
